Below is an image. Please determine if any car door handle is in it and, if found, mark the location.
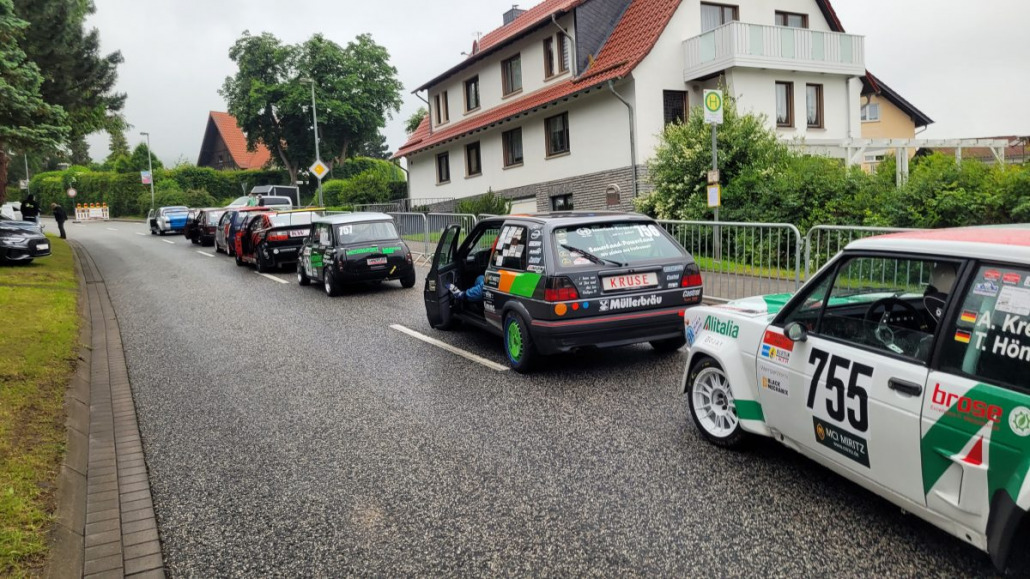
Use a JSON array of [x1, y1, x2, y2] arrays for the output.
[[889, 379, 923, 397]]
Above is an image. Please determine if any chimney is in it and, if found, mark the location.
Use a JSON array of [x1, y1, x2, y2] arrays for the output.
[[503, 5, 525, 26]]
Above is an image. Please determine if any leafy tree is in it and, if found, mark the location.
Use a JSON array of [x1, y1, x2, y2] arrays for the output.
[[120, 142, 163, 173], [0, 0, 68, 204], [637, 95, 785, 220], [14, 0, 125, 149], [69, 134, 91, 165], [107, 125, 129, 159], [353, 132, 391, 159], [405, 107, 427, 134], [221, 31, 403, 185]]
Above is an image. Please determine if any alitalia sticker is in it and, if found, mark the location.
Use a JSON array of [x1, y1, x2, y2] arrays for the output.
[[760, 330, 793, 365], [702, 315, 739, 339], [599, 294, 663, 312], [814, 417, 870, 467], [759, 363, 789, 397]]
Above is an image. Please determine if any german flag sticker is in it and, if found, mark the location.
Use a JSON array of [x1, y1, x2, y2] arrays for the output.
[[960, 311, 978, 324], [955, 330, 972, 344]]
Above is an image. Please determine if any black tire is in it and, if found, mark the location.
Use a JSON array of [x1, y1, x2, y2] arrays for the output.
[[651, 334, 687, 352], [234, 252, 246, 267], [150, 227, 156, 236], [191, 235, 200, 245], [256, 250, 269, 273], [686, 357, 748, 449], [324, 268, 341, 297], [503, 311, 537, 373], [297, 263, 310, 286], [400, 269, 416, 289]]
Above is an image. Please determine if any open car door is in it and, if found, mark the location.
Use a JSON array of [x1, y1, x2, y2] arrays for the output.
[[424, 225, 462, 329]]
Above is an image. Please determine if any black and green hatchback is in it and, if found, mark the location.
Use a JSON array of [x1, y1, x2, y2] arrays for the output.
[[297, 213, 416, 296], [424, 212, 703, 372]]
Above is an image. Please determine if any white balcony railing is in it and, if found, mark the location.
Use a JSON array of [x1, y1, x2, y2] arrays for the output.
[[683, 22, 865, 81]]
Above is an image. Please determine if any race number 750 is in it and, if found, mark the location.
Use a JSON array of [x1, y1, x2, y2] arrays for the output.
[[807, 348, 871, 432]]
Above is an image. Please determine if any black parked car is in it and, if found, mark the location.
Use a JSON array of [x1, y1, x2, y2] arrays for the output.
[[424, 212, 703, 372], [0, 217, 51, 264], [297, 213, 417, 296], [192, 208, 227, 246], [235, 210, 319, 272]]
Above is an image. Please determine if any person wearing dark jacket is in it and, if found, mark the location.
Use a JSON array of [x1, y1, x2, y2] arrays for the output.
[[51, 203, 67, 239], [20, 194, 40, 223]]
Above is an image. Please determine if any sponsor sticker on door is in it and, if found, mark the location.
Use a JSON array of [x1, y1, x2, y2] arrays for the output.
[[760, 330, 794, 365], [813, 417, 870, 467]]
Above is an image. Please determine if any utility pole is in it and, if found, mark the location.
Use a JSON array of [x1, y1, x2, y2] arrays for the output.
[[24, 153, 30, 196], [141, 132, 156, 211], [303, 78, 324, 207]]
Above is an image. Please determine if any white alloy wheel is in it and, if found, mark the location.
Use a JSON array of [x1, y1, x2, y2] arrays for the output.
[[691, 366, 738, 439]]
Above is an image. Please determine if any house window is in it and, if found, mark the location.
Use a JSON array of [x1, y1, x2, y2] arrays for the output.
[[465, 142, 482, 177], [434, 92, 449, 125], [663, 90, 688, 125], [502, 54, 522, 96], [436, 152, 450, 184], [806, 83, 823, 128], [775, 11, 808, 28], [701, 3, 738, 32], [502, 128, 523, 167], [545, 112, 570, 157], [544, 34, 570, 79], [464, 76, 480, 112], [551, 194, 573, 211], [776, 81, 793, 127], [861, 102, 880, 122]]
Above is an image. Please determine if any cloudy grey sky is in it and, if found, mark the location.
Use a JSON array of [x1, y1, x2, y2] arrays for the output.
[[85, 0, 1030, 165]]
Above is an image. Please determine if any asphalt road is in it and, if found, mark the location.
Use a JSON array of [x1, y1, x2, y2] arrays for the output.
[[63, 219, 995, 577]]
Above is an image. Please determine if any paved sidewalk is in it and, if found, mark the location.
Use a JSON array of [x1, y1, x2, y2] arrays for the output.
[[49, 241, 166, 578]]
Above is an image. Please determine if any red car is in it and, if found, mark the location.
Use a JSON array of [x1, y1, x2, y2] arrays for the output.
[[235, 210, 321, 272], [216, 206, 270, 256]]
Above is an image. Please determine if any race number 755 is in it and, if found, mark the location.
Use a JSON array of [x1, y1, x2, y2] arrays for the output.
[[807, 349, 871, 432]]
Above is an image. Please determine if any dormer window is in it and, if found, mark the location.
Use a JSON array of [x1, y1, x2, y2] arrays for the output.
[[502, 54, 523, 96], [543, 33, 570, 79]]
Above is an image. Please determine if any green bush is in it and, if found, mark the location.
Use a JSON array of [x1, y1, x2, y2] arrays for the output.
[[456, 189, 511, 215], [136, 188, 218, 214]]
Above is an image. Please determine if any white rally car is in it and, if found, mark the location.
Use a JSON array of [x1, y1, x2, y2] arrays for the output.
[[682, 225, 1030, 573]]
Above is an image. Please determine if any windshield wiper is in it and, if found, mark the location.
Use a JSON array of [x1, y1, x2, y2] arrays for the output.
[[560, 244, 624, 267]]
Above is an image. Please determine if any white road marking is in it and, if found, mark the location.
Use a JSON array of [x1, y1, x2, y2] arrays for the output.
[[106, 227, 119, 231], [197, 251, 215, 257], [135, 232, 146, 236], [255, 271, 289, 284], [162, 239, 175, 245], [390, 324, 509, 372]]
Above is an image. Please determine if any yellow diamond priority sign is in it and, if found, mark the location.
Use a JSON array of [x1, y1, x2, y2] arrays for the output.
[[309, 160, 329, 180]]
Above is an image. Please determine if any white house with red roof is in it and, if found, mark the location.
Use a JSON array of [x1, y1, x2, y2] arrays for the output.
[[395, 0, 897, 212]]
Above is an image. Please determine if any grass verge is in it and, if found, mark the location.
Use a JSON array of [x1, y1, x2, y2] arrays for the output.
[[0, 235, 79, 576]]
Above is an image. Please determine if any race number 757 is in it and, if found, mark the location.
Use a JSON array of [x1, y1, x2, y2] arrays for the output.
[[807, 348, 871, 432]]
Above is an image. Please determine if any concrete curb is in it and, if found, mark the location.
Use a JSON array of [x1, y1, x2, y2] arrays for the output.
[[47, 241, 166, 579]]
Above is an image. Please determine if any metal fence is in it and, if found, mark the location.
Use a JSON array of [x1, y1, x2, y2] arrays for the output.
[[427, 213, 478, 243], [659, 220, 803, 302], [804, 225, 920, 279], [388, 212, 431, 265], [352, 203, 402, 213]]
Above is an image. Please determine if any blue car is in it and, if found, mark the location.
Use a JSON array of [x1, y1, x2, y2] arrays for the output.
[[148, 206, 189, 236]]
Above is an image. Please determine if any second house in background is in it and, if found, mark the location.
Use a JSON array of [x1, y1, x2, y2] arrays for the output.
[[395, 0, 929, 213]]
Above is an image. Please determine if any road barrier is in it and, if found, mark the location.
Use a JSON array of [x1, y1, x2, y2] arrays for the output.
[[427, 213, 478, 243], [804, 225, 920, 278], [389, 212, 431, 265], [75, 203, 110, 221], [659, 220, 802, 302]]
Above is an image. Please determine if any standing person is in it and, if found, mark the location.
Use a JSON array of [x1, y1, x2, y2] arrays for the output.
[[20, 194, 40, 223], [51, 203, 67, 239]]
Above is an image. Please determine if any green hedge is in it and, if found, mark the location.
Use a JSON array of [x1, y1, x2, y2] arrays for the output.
[[28, 166, 308, 217]]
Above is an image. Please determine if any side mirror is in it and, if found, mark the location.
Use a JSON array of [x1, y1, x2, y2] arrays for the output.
[[785, 322, 808, 343]]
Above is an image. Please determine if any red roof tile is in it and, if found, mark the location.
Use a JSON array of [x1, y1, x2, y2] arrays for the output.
[[396, 0, 680, 159], [209, 111, 273, 170]]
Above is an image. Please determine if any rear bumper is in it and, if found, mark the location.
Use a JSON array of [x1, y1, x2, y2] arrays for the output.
[[529, 306, 685, 355], [337, 262, 415, 283], [265, 245, 302, 266]]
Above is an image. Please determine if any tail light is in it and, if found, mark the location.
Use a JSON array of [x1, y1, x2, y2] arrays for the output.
[[267, 232, 289, 242], [544, 276, 579, 302], [681, 263, 702, 287]]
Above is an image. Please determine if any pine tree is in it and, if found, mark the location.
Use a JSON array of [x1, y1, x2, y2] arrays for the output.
[[0, 0, 67, 204]]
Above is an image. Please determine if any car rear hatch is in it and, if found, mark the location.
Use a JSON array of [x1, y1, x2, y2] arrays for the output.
[[264, 225, 311, 257], [339, 242, 408, 276], [166, 213, 188, 229], [542, 221, 702, 321]]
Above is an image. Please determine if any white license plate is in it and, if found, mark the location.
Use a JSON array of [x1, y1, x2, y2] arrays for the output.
[[289, 229, 309, 238], [367, 257, 387, 266], [37, 244, 49, 251], [602, 272, 658, 291]]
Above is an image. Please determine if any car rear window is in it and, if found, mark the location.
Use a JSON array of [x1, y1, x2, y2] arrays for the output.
[[552, 222, 685, 267], [335, 221, 398, 244], [269, 213, 314, 227], [162, 207, 188, 215]]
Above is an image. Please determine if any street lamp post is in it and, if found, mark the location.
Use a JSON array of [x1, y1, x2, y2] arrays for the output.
[[302, 78, 324, 206], [140, 132, 156, 211]]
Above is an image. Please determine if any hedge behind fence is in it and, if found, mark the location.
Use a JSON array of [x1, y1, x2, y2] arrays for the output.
[[29, 166, 297, 216]]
